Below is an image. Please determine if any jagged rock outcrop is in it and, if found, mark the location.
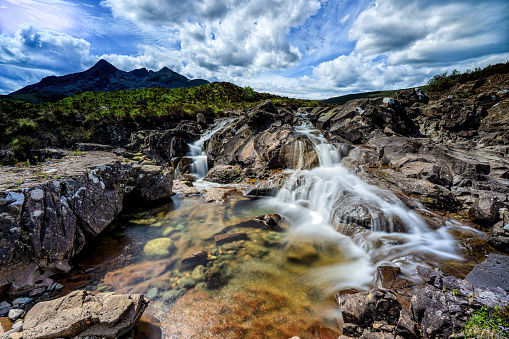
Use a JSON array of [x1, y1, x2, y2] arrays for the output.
[[205, 100, 319, 176], [0, 151, 172, 296], [22, 290, 148, 339]]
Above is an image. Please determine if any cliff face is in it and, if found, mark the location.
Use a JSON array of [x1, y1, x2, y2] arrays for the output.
[[10, 59, 209, 97]]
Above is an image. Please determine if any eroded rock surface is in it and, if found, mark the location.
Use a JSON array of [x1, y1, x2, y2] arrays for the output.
[[22, 290, 148, 339], [0, 151, 172, 296]]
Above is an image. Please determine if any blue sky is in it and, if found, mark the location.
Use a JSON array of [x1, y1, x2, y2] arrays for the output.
[[1, 0, 508, 99]]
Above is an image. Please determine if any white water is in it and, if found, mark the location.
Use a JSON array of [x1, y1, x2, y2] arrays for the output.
[[261, 113, 460, 292], [188, 119, 233, 179]]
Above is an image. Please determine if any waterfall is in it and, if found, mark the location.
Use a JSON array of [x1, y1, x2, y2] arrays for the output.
[[261, 113, 459, 291], [188, 119, 233, 179]]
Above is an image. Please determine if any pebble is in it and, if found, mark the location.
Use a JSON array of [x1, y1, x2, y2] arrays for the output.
[[146, 287, 158, 300], [161, 289, 186, 302], [7, 310, 23, 322], [177, 276, 196, 289], [29, 287, 47, 297], [11, 298, 32, 307]]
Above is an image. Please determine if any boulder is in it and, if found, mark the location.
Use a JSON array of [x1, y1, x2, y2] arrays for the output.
[[22, 290, 148, 339], [143, 238, 176, 257], [203, 187, 240, 204], [465, 253, 509, 293], [340, 287, 402, 328], [471, 193, 504, 223], [203, 165, 244, 184]]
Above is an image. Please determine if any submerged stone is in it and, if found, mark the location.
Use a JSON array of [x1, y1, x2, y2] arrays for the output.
[[143, 238, 176, 257]]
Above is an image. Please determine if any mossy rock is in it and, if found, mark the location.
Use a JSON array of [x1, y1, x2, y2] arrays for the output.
[[144, 238, 176, 257]]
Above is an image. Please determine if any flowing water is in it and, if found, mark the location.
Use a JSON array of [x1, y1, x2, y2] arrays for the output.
[[59, 116, 486, 338], [188, 119, 233, 179]]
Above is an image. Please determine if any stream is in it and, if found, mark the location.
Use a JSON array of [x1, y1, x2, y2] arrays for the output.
[[58, 117, 486, 338]]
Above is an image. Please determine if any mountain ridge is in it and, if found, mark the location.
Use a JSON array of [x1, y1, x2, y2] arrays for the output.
[[10, 59, 209, 98]]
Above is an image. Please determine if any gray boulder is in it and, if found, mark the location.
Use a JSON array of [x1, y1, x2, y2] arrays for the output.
[[22, 290, 148, 339]]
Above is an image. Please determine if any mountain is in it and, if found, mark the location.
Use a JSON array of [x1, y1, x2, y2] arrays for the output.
[[10, 59, 209, 98]]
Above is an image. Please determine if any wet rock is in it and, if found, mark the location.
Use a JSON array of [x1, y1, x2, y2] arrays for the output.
[[214, 232, 248, 245], [465, 253, 509, 293], [104, 259, 174, 294], [0, 317, 12, 334], [191, 265, 207, 282], [177, 276, 196, 289], [143, 238, 176, 257], [22, 290, 148, 339], [203, 187, 240, 204], [7, 310, 23, 322], [203, 165, 244, 184], [487, 221, 509, 252], [471, 193, 504, 223], [0, 151, 173, 296], [205, 266, 226, 289], [286, 242, 319, 265], [161, 288, 186, 302], [180, 251, 209, 271], [376, 266, 400, 289], [340, 287, 402, 329], [253, 214, 283, 231]]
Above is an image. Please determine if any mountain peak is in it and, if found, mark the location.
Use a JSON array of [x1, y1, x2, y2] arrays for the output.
[[90, 59, 118, 73]]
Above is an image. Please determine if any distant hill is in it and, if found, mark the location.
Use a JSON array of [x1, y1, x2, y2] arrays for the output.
[[322, 87, 428, 105], [9, 59, 209, 101]]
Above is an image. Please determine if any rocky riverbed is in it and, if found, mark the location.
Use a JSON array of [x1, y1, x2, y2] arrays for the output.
[[1, 72, 508, 338]]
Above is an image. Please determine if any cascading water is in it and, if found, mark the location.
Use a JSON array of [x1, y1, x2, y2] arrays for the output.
[[262, 113, 460, 292], [188, 119, 233, 179]]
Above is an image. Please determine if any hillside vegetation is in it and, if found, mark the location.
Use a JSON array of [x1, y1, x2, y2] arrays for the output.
[[0, 82, 323, 164]]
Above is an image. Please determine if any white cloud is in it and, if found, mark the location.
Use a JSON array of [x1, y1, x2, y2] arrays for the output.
[[101, 0, 321, 75], [0, 0, 79, 34], [0, 23, 95, 93]]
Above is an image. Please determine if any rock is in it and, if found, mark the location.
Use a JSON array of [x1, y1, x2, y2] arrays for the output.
[[0, 151, 173, 296], [410, 285, 469, 339], [7, 310, 22, 322], [340, 287, 402, 328], [395, 88, 429, 107], [7, 263, 53, 296], [253, 214, 284, 231], [203, 187, 240, 204], [180, 251, 209, 271], [0, 317, 12, 334], [465, 253, 509, 293], [177, 276, 196, 289], [2, 321, 22, 337], [11, 298, 31, 308], [395, 310, 419, 339], [472, 193, 504, 223], [203, 165, 244, 184], [145, 287, 158, 300], [487, 221, 509, 252], [286, 242, 319, 265], [376, 265, 400, 289], [22, 290, 148, 339], [161, 289, 186, 302], [214, 233, 248, 245], [191, 265, 207, 282], [205, 266, 225, 289], [143, 238, 176, 257]]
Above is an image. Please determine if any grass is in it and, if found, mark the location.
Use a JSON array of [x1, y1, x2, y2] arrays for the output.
[[464, 306, 509, 339], [0, 82, 324, 164], [321, 88, 426, 105]]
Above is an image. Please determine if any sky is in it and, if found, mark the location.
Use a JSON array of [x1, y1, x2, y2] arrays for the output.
[[0, 0, 508, 99]]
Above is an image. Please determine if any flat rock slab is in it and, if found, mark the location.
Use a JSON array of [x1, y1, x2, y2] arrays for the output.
[[465, 254, 509, 292]]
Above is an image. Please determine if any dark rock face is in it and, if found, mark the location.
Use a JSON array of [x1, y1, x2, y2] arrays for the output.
[[465, 253, 509, 292], [22, 290, 148, 339], [411, 268, 509, 339], [0, 152, 173, 296], [11, 59, 208, 97], [205, 101, 318, 173], [317, 98, 419, 144]]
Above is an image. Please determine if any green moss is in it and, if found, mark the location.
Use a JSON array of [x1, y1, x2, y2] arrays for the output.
[[464, 306, 509, 339]]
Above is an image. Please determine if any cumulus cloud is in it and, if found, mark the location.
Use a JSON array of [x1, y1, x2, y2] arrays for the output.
[[101, 0, 321, 74], [310, 0, 509, 96], [0, 23, 96, 93]]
